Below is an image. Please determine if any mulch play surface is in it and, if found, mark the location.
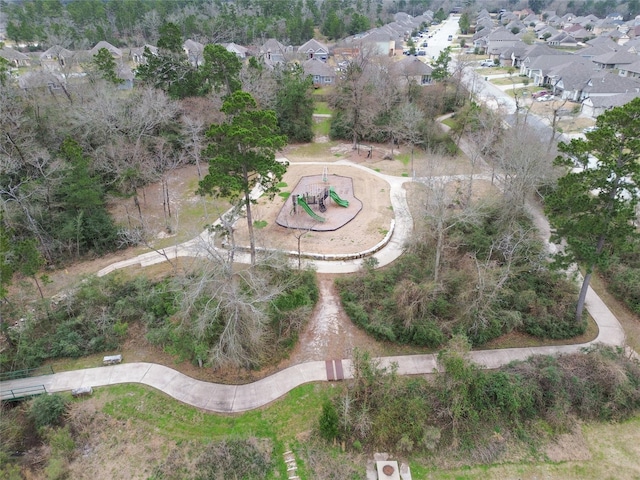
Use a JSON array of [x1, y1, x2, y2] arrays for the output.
[[276, 174, 363, 231]]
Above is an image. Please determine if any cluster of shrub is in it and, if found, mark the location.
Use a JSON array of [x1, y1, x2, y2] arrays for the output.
[[319, 343, 640, 458], [1, 266, 318, 374], [336, 203, 584, 348]]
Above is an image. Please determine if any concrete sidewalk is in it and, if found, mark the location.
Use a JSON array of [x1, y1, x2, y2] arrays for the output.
[[0, 158, 631, 413]]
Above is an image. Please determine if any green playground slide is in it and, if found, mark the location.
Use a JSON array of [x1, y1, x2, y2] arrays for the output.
[[297, 196, 325, 222], [329, 187, 349, 207]]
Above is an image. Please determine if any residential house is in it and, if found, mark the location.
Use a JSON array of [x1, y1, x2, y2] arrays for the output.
[[591, 49, 639, 69], [39, 45, 73, 71], [18, 70, 65, 92], [302, 57, 335, 87], [485, 28, 520, 58], [582, 91, 639, 116], [391, 56, 433, 85], [618, 59, 640, 77], [183, 39, 204, 66], [89, 41, 122, 58], [547, 31, 579, 47], [259, 38, 288, 66], [549, 60, 598, 100], [580, 70, 640, 102], [129, 45, 157, 65], [298, 39, 329, 61], [521, 53, 574, 85], [224, 42, 248, 59], [0, 46, 30, 67]]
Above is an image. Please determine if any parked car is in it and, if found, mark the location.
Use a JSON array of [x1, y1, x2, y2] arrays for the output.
[[448, 35, 453, 41], [421, 41, 428, 47], [532, 90, 550, 99], [583, 126, 597, 133], [536, 94, 553, 102], [479, 60, 495, 67]]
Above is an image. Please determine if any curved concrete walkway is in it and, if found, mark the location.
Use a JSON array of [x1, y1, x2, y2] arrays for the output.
[[0, 160, 630, 413]]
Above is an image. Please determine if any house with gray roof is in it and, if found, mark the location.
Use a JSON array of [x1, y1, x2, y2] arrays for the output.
[[521, 53, 575, 85], [302, 58, 335, 87], [90, 41, 122, 58], [391, 56, 433, 85], [591, 49, 639, 69], [581, 70, 640, 101], [183, 39, 204, 66], [618, 59, 640, 77], [547, 31, 579, 47], [549, 60, 599, 100], [0, 46, 30, 67], [582, 91, 640, 116], [298, 39, 329, 61], [40, 45, 73, 71], [224, 42, 248, 59], [129, 45, 157, 65], [260, 38, 289, 65]]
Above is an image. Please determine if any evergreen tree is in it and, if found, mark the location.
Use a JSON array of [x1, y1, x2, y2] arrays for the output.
[[274, 64, 315, 142], [199, 92, 288, 265], [545, 98, 640, 323]]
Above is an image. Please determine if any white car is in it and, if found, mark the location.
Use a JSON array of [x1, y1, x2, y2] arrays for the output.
[[480, 60, 494, 67]]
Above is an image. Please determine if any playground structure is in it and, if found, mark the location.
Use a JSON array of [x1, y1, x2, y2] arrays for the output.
[[276, 170, 363, 232]]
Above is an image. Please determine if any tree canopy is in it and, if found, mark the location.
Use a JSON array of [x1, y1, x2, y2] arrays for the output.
[[198, 91, 288, 265], [545, 97, 640, 322]]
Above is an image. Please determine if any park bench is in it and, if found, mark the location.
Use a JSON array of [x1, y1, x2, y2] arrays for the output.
[[103, 354, 122, 365]]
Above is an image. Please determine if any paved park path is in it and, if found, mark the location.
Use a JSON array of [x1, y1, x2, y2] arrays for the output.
[[0, 157, 629, 412]]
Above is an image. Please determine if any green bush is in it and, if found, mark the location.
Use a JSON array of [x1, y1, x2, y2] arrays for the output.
[[194, 438, 273, 480], [318, 400, 340, 441], [30, 394, 68, 429]]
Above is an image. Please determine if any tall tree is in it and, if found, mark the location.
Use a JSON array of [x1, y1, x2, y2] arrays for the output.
[[458, 12, 471, 34], [201, 44, 242, 98], [274, 64, 314, 142], [91, 47, 124, 85], [545, 98, 640, 323], [55, 138, 118, 256], [199, 91, 288, 265], [431, 46, 452, 82]]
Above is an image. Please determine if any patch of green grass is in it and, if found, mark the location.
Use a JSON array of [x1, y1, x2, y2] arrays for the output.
[[99, 382, 332, 443], [254, 220, 268, 229], [277, 182, 288, 188], [396, 153, 410, 166], [313, 102, 332, 115], [402, 172, 409, 177], [279, 192, 291, 198], [442, 118, 457, 129], [313, 117, 331, 137], [288, 141, 336, 158], [490, 76, 527, 86]]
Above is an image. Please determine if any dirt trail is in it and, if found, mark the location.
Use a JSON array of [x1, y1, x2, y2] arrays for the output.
[[286, 274, 386, 364]]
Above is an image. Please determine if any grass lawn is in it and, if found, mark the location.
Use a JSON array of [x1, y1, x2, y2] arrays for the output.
[[490, 76, 529, 86], [410, 414, 640, 479], [313, 116, 331, 137], [314, 101, 332, 115], [91, 382, 337, 479]]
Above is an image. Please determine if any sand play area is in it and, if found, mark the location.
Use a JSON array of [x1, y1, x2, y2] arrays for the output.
[[232, 164, 395, 255]]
